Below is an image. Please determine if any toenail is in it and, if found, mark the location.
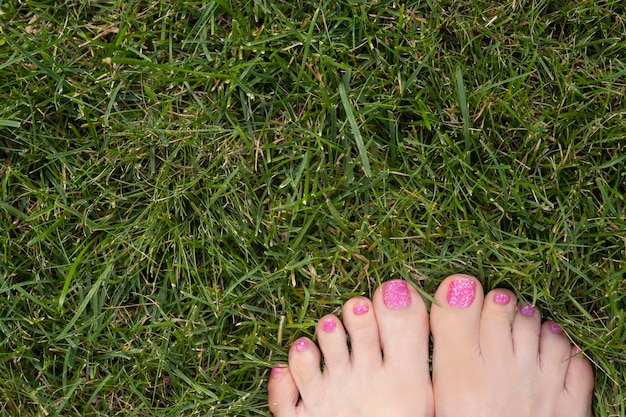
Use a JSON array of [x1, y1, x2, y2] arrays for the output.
[[353, 303, 370, 315], [447, 278, 476, 308], [493, 292, 511, 305], [295, 338, 309, 352], [382, 280, 411, 310], [322, 317, 337, 332], [520, 303, 535, 316], [574, 344, 581, 354], [271, 366, 285, 376], [548, 321, 562, 333]]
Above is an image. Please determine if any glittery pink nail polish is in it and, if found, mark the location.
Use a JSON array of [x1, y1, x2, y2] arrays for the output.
[[271, 366, 284, 376], [382, 280, 411, 310], [353, 303, 369, 315], [548, 321, 562, 333], [494, 293, 511, 305], [520, 303, 535, 317], [322, 318, 337, 332], [447, 278, 476, 308], [295, 338, 309, 352]]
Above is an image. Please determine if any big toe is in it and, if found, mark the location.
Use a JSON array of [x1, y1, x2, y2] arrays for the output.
[[372, 280, 432, 388], [430, 274, 486, 407], [430, 274, 484, 361]]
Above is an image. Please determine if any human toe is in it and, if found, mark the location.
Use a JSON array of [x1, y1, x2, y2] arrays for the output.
[[315, 314, 350, 373], [372, 279, 431, 376], [478, 289, 518, 364], [430, 274, 484, 352], [268, 365, 298, 417], [341, 296, 382, 369]]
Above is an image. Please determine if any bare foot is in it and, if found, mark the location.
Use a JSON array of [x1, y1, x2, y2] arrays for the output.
[[268, 280, 434, 417], [430, 274, 594, 417]]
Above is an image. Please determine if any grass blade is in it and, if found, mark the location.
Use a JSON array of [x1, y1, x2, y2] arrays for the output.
[[0, 119, 20, 128], [339, 82, 372, 177], [455, 67, 471, 157]]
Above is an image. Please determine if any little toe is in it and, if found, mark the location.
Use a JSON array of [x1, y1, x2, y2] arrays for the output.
[[268, 365, 298, 417], [342, 296, 383, 369], [564, 346, 595, 410], [538, 322, 595, 417], [316, 314, 350, 373]]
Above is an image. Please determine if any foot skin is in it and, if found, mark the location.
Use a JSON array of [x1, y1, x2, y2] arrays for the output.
[[430, 274, 595, 417], [268, 279, 434, 417]]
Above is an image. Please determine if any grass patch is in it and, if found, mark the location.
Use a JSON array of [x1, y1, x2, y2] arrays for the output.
[[1, 0, 624, 415]]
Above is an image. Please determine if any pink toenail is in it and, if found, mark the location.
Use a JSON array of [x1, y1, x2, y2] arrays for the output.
[[494, 293, 511, 305], [447, 278, 476, 308], [271, 366, 284, 376], [574, 344, 581, 354], [382, 280, 411, 310], [353, 303, 369, 315], [322, 318, 337, 332], [295, 338, 309, 352], [548, 321, 562, 333], [520, 303, 535, 316]]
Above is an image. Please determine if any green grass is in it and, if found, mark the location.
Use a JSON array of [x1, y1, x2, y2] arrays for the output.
[[0, 0, 624, 415]]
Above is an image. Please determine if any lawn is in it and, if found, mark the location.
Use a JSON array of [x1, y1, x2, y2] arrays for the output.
[[0, 0, 624, 416]]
